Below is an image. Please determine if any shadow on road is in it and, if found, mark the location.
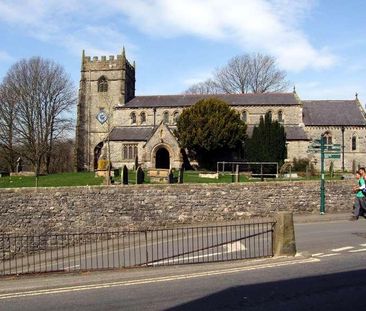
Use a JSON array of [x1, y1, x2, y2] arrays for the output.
[[167, 268, 366, 311]]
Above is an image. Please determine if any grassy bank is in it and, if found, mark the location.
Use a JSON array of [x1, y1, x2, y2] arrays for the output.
[[0, 170, 342, 188]]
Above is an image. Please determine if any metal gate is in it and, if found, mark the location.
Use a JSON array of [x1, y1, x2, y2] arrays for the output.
[[0, 221, 275, 276]]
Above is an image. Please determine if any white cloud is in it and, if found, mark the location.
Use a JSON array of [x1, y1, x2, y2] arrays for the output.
[[0, 0, 136, 57], [109, 0, 335, 71], [0, 0, 335, 72]]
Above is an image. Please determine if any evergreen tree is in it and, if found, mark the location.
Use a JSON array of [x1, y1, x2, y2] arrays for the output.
[[175, 98, 247, 169], [246, 112, 287, 164]]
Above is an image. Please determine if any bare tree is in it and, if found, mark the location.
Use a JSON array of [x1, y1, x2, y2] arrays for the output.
[[184, 53, 289, 94], [248, 53, 288, 93], [183, 79, 220, 95], [215, 55, 251, 94], [0, 83, 18, 171], [1, 57, 75, 176], [47, 138, 75, 173]]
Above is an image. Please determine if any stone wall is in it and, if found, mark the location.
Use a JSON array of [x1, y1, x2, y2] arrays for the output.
[[0, 180, 354, 235]]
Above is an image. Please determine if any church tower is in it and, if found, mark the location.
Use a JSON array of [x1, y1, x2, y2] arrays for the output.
[[75, 49, 136, 171]]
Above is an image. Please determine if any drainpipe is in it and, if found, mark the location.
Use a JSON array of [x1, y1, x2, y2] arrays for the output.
[[153, 108, 156, 127], [341, 126, 345, 172]]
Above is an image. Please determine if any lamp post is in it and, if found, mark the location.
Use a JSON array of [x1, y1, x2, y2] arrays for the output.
[[341, 126, 345, 172]]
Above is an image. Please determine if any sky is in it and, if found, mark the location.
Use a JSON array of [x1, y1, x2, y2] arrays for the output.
[[0, 0, 365, 104]]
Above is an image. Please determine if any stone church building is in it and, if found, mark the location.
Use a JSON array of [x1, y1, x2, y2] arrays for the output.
[[75, 50, 366, 172]]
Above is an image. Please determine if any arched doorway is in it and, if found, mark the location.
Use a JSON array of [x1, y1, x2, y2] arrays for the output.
[[94, 142, 104, 170], [155, 147, 170, 169]]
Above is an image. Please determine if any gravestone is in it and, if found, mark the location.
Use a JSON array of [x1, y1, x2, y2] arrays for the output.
[[121, 165, 128, 185], [134, 155, 138, 171], [178, 165, 184, 184], [168, 169, 174, 184], [136, 166, 144, 184], [16, 157, 22, 173]]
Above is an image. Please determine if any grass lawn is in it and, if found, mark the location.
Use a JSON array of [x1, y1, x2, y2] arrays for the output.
[[0, 172, 104, 188], [0, 170, 342, 188]]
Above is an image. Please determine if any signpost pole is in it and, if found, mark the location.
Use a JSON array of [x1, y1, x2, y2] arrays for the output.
[[320, 135, 325, 215]]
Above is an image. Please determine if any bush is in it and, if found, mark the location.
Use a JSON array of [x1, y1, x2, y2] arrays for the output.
[[292, 158, 316, 176]]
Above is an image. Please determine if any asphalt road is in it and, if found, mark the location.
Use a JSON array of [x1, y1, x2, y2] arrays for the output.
[[1, 218, 366, 310]]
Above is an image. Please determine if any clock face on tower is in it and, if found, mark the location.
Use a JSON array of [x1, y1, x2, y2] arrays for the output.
[[96, 111, 108, 124]]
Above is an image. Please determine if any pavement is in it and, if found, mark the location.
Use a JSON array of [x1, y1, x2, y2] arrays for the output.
[[293, 212, 350, 223]]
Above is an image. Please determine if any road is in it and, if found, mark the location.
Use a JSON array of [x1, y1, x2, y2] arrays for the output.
[[1, 218, 366, 310]]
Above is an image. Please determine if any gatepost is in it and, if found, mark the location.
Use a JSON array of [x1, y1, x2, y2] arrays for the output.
[[273, 212, 296, 256]]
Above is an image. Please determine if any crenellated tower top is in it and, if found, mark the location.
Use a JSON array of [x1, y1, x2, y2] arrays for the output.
[[81, 49, 135, 74]]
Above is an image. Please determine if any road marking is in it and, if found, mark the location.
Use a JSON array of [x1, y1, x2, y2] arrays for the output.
[[317, 253, 340, 258], [312, 253, 324, 257], [359, 243, 366, 247], [151, 242, 247, 265], [349, 248, 366, 253], [0, 258, 320, 301], [149, 252, 223, 265], [331, 246, 354, 252]]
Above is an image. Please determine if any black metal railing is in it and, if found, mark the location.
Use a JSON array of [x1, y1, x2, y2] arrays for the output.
[[0, 221, 275, 276]]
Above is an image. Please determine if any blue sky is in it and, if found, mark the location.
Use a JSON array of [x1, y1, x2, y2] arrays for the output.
[[0, 0, 365, 103]]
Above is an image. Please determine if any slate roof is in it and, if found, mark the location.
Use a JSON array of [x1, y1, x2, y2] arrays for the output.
[[109, 127, 154, 141], [120, 93, 299, 108], [303, 100, 366, 126], [110, 124, 308, 142], [285, 126, 310, 141], [246, 125, 309, 141]]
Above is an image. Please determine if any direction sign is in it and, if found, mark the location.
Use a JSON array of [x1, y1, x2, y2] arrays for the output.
[[324, 153, 341, 159], [308, 142, 342, 153]]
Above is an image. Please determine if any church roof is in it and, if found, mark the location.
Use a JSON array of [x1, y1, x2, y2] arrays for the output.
[[109, 127, 154, 141], [247, 125, 309, 141], [110, 124, 309, 142], [122, 93, 299, 108], [303, 100, 366, 126], [285, 126, 310, 141]]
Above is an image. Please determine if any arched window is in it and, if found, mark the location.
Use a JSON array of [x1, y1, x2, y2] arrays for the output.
[[128, 146, 133, 159], [131, 112, 136, 124], [173, 111, 179, 124], [123, 144, 138, 160], [140, 112, 146, 124], [352, 136, 357, 151], [267, 110, 272, 120], [242, 111, 248, 123], [323, 131, 332, 146], [278, 110, 283, 123], [98, 76, 108, 92], [163, 111, 169, 124]]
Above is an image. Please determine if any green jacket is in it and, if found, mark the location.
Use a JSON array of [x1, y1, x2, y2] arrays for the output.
[[356, 177, 365, 198]]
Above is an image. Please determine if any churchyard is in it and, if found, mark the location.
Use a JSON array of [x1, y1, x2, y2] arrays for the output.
[[0, 169, 342, 188]]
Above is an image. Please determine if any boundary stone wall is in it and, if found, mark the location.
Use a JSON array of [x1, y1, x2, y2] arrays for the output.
[[0, 180, 354, 235]]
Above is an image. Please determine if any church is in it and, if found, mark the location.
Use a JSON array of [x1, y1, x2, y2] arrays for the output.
[[75, 50, 366, 172]]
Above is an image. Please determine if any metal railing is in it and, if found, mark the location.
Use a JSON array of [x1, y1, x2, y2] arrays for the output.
[[0, 221, 275, 276], [217, 162, 279, 179]]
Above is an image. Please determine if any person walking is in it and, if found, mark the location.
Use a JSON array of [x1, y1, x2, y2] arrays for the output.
[[351, 170, 366, 220]]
